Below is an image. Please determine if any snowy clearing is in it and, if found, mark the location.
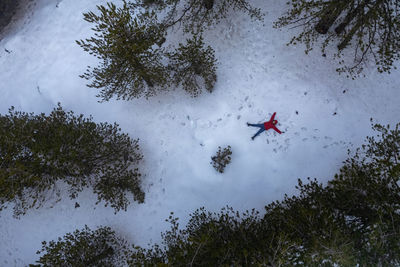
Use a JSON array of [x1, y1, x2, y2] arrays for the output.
[[0, 0, 399, 265]]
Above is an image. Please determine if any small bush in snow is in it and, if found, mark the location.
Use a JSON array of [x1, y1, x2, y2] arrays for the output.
[[33, 225, 130, 267], [0, 104, 144, 217], [211, 145, 232, 173]]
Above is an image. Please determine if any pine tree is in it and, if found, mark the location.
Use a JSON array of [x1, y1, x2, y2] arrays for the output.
[[275, 0, 400, 77], [32, 226, 130, 267], [77, 0, 263, 101], [132, 0, 263, 34], [168, 34, 217, 96], [76, 1, 169, 101], [0, 104, 144, 217], [264, 178, 357, 266], [128, 208, 273, 266], [326, 121, 400, 265]]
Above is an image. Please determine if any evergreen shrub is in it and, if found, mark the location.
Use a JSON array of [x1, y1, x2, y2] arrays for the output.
[[210, 145, 232, 173]]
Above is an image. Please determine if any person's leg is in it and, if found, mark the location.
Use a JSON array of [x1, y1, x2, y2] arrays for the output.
[[248, 123, 264, 128], [252, 128, 265, 140]]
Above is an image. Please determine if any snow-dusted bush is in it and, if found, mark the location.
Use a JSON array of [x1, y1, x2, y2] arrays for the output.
[[0, 104, 144, 217], [33, 226, 130, 267], [210, 145, 232, 173]]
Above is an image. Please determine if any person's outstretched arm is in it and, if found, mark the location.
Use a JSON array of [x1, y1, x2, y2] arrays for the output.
[[269, 112, 276, 122], [272, 125, 282, 134]]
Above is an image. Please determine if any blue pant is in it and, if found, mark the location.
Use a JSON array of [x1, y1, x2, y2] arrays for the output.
[[248, 123, 265, 139]]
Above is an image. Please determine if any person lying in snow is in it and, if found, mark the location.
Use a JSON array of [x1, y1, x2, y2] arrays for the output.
[[247, 112, 282, 140]]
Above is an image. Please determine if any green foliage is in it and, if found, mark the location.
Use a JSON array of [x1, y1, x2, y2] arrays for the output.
[[168, 34, 217, 96], [129, 208, 270, 266], [76, 1, 168, 100], [264, 178, 357, 266], [0, 104, 144, 217], [32, 226, 130, 267], [132, 0, 263, 34], [210, 145, 232, 173], [275, 0, 400, 77], [326, 121, 400, 265], [78, 0, 262, 101]]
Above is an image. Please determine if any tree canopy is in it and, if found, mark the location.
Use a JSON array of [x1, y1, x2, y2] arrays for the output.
[[0, 104, 144, 217], [275, 0, 400, 77]]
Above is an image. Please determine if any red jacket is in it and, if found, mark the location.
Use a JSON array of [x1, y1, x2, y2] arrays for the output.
[[264, 112, 282, 134]]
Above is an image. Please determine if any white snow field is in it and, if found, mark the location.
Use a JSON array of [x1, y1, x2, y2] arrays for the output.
[[0, 0, 399, 265]]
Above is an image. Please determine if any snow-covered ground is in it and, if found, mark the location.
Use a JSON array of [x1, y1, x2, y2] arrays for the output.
[[1, 0, 399, 265]]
